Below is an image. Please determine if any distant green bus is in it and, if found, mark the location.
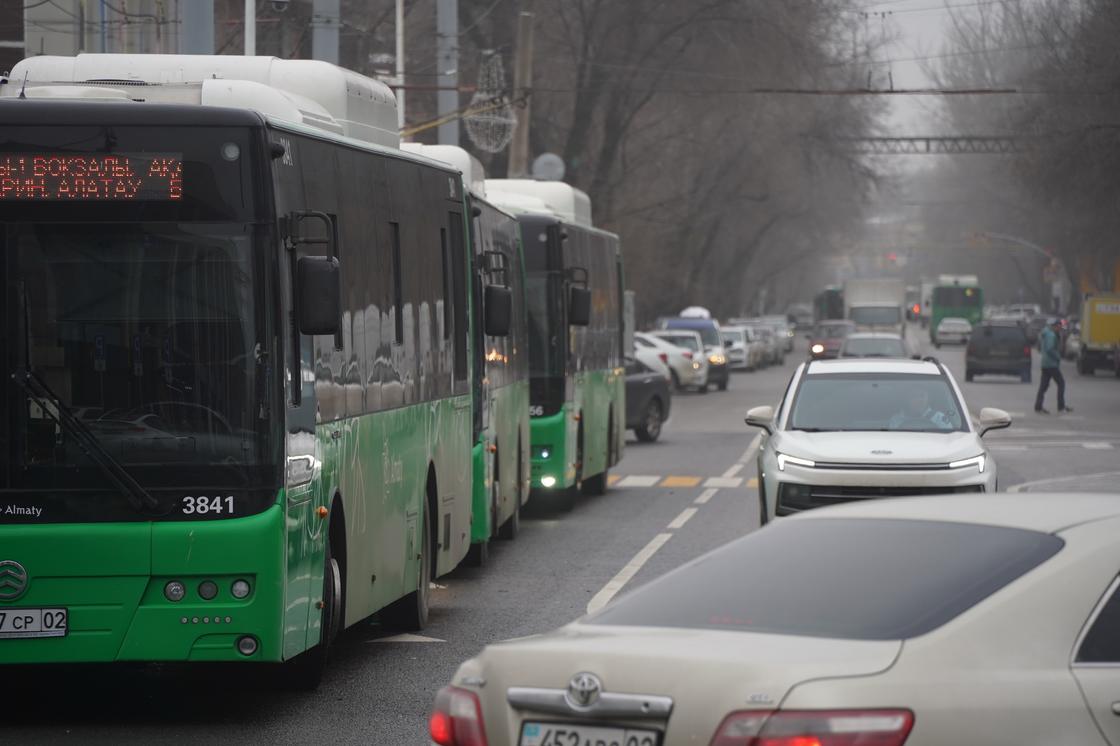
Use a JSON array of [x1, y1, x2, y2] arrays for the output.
[[930, 281, 983, 341], [513, 208, 625, 510], [465, 197, 530, 564], [0, 66, 486, 687]]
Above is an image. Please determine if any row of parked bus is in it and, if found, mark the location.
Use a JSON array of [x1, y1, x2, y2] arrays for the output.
[[0, 54, 624, 686]]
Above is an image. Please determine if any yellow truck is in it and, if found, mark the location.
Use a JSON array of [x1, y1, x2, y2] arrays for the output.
[[1077, 294, 1120, 376]]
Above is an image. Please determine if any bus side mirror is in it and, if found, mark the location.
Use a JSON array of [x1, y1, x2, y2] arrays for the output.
[[569, 287, 591, 327], [484, 284, 513, 337], [297, 256, 341, 336]]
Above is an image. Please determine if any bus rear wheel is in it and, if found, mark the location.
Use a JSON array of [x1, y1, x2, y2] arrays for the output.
[[383, 500, 432, 630]]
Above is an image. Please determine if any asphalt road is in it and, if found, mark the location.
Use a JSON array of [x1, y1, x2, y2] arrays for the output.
[[7, 329, 1119, 745]]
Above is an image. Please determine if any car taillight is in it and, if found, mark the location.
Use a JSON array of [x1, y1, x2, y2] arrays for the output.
[[682, 351, 693, 359], [659, 352, 669, 364], [430, 686, 488, 746], [710, 709, 914, 746]]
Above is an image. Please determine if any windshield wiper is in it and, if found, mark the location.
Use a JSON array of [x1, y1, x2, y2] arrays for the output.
[[11, 368, 160, 512], [789, 426, 832, 432]]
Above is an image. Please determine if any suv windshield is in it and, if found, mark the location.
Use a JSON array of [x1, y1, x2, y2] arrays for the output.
[[789, 372, 967, 432], [664, 320, 720, 347], [589, 518, 1063, 640]]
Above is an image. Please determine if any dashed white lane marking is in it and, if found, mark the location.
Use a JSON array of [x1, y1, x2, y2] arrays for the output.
[[704, 476, 744, 488], [1083, 442, 1114, 450], [616, 475, 661, 488], [694, 488, 719, 505], [721, 463, 744, 479], [368, 633, 445, 643], [1009, 470, 1120, 493], [989, 445, 1028, 452], [667, 507, 698, 530], [587, 533, 673, 614]]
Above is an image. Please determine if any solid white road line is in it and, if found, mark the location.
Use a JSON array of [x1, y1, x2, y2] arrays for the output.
[[587, 533, 673, 614], [1009, 470, 1120, 493], [1083, 442, 1114, 450], [704, 476, 744, 488], [667, 507, 698, 530], [616, 475, 662, 488], [694, 487, 719, 505], [721, 463, 744, 479]]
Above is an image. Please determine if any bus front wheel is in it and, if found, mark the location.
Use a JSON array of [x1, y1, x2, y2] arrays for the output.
[[283, 525, 342, 690]]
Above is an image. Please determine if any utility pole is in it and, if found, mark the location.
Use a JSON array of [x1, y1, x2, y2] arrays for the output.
[[181, 0, 215, 54], [312, 0, 340, 64], [396, 0, 406, 131], [436, 0, 459, 145], [244, 0, 255, 55], [507, 4, 535, 177]]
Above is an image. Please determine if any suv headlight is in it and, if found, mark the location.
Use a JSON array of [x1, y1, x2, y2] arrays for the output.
[[777, 453, 816, 471], [949, 454, 986, 473]]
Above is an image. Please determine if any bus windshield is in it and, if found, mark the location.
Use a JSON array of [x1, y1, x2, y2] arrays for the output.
[[1, 222, 277, 497], [934, 286, 982, 307], [526, 273, 563, 377]]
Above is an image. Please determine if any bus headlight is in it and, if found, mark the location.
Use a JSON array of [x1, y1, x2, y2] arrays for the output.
[[164, 581, 186, 602], [540, 476, 557, 488], [231, 579, 252, 599]]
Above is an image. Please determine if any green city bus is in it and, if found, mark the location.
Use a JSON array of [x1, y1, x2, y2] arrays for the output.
[[0, 56, 490, 687], [401, 144, 530, 566], [930, 276, 983, 341], [465, 196, 530, 564], [487, 182, 626, 511]]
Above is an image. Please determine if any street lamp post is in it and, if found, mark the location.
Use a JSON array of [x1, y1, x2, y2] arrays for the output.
[[978, 231, 1073, 314]]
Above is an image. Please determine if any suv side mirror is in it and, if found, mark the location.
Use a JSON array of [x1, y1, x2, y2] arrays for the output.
[[978, 407, 1012, 436], [569, 287, 591, 327], [484, 284, 513, 337], [745, 404, 775, 434], [297, 256, 341, 335]]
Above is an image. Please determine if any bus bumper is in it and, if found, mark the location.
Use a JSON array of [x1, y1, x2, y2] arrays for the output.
[[529, 409, 574, 490], [0, 504, 285, 665]]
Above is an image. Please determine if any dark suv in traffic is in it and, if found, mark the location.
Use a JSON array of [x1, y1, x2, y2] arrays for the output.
[[966, 321, 1032, 383]]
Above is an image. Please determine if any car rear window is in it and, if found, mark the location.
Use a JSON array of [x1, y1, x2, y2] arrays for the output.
[[588, 518, 1062, 640], [976, 326, 1026, 344]]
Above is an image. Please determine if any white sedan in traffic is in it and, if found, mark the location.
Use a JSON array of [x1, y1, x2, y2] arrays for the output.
[[746, 358, 1009, 525], [430, 493, 1120, 746], [634, 332, 707, 391], [934, 316, 972, 346]]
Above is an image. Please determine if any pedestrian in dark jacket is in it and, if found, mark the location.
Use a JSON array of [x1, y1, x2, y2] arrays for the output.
[[1035, 319, 1072, 414]]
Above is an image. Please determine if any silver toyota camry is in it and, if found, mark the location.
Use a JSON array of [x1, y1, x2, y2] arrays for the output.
[[430, 493, 1120, 746]]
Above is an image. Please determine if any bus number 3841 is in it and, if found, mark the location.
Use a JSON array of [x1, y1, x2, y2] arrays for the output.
[[182, 496, 235, 515]]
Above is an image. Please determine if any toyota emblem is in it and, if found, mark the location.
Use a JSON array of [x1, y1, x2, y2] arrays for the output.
[[0, 560, 29, 601], [565, 672, 603, 709]]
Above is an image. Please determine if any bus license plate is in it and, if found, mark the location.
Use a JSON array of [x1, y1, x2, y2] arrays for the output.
[[0, 608, 67, 639], [520, 722, 659, 746]]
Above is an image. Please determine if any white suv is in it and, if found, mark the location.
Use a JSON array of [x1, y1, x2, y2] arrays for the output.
[[745, 358, 1011, 525]]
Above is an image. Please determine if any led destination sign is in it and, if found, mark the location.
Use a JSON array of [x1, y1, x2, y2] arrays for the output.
[[0, 153, 183, 201]]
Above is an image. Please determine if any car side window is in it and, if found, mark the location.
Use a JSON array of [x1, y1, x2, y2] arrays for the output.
[[1076, 578, 1120, 663]]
